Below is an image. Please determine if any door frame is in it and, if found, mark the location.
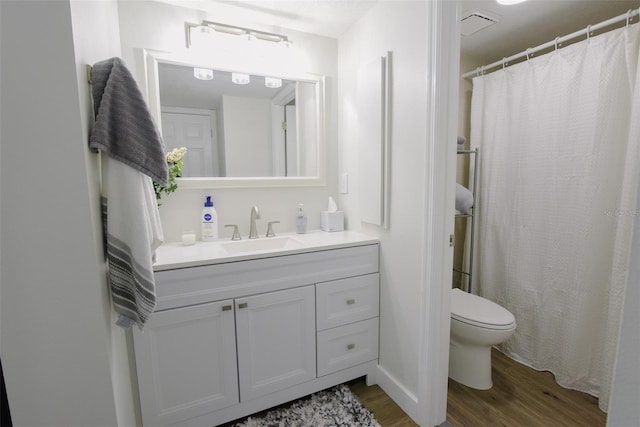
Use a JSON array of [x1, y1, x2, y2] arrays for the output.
[[417, 1, 460, 426]]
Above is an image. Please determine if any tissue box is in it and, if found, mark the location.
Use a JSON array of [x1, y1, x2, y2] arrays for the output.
[[321, 211, 344, 232]]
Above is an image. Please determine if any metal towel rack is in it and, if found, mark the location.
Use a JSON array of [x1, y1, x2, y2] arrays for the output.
[[453, 148, 478, 293]]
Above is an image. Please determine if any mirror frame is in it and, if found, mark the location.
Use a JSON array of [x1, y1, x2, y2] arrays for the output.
[[141, 48, 326, 189]]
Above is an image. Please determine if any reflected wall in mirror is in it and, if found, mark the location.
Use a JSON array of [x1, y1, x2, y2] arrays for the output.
[[145, 51, 324, 186]]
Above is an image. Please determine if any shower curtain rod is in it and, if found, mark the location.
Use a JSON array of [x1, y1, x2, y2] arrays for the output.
[[462, 7, 640, 78]]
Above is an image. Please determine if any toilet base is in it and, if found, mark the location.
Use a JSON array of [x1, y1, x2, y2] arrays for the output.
[[448, 341, 493, 390]]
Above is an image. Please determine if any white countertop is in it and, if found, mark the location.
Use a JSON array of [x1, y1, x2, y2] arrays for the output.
[[153, 230, 379, 271]]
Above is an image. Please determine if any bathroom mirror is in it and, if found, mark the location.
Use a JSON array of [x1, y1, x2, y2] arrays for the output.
[[143, 49, 326, 188]]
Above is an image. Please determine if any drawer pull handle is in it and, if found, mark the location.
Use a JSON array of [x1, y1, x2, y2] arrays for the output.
[[347, 344, 356, 350], [222, 305, 232, 312], [238, 302, 248, 309], [346, 299, 356, 305]]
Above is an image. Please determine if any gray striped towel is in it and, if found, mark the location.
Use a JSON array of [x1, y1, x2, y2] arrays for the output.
[[89, 57, 165, 328], [90, 57, 168, 186]]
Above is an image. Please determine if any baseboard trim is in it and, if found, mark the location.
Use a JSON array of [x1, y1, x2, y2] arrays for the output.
[[376, 364, 419, 424]]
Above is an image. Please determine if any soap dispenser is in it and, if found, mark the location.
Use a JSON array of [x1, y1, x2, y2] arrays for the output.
[[296, 203, 307, 234], [201, 196, 218, 241]]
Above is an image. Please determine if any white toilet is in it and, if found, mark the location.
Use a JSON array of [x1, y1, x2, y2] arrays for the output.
[[449, 288, 516, 390]]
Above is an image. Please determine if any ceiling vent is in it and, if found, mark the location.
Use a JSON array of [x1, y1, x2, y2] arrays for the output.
[[461, 9, 499, 36]]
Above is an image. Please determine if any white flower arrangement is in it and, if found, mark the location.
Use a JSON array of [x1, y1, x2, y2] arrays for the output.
[[154, 147, 187, 206]]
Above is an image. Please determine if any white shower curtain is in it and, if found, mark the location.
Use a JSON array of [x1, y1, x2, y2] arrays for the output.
[[470, 23, 640, 412]]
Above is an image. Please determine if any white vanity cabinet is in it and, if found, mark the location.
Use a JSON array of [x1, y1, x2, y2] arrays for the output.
[[132, 242, 379, 427]]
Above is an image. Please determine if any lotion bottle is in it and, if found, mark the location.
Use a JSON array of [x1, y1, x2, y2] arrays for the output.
[[201, 196, 218, 241], [296, 203, 307, 234]]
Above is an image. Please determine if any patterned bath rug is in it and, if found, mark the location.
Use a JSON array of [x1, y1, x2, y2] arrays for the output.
[[233, 384, 381, 427]]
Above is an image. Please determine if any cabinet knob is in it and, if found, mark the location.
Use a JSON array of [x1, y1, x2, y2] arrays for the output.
[[346, 299, 356, 305], [238, 302, 248, 309], [222, 305, 232, 312], [347, 344, 356, 350]]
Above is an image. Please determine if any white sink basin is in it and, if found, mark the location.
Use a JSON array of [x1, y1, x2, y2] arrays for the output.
[[221, 236, 305, 254]]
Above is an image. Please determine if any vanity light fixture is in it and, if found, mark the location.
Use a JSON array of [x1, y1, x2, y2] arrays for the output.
[[496, 0, 528, 4], [265, 77, 282, 88], [185, 20, 293, 48], [232, 73, 250, 85], [193, 67, 214, 80]]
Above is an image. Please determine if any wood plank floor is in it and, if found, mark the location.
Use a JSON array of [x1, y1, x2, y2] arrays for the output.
[[348, 380, 419, 427], [349, 349, 606, 427]]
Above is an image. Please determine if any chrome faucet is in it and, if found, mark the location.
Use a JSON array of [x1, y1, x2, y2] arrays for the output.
[[249, 206, 261, 239]]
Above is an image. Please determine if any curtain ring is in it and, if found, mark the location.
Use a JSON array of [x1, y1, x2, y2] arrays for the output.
[[526, 48, 532, 62], [502, 57, 507, 70], [626, 9, 633, 28], [554, 37, 561, 53], [586, 24, 592, 41]]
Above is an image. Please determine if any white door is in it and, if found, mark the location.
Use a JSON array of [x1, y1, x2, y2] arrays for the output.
[[133, 300, 238, 426], [161, 109, 217, 176], [235, 286, 316, 401]]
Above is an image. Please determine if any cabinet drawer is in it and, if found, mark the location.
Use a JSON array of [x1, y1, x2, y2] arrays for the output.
[[316, 274, 379, 330], [317, 318, 379, 377]]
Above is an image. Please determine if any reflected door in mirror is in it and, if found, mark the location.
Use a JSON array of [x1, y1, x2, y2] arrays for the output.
[[161, 107, 221, 177]]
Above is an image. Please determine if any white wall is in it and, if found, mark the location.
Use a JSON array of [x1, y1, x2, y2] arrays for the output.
[[338, 0, 423, 399], [0, 0, 127, 425], [338, 2, 455, 424], [68, 1, 139, 424], [297, 82, 319, 176], [117, 0, 339, 242], [223, 96, 272, 177]]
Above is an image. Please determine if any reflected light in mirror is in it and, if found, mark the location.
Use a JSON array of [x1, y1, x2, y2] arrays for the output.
[[265, 77, 282, 88], [193, 68, 213, 80], [232, 73, 250, 84]]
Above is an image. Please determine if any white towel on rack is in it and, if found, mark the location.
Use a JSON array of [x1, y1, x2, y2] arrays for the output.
[[101, 157, 163, 329], [456, 183, 474, 214], [89, 57, 166, 329]]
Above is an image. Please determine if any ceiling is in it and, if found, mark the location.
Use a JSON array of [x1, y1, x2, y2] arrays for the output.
[[460, 0, 640, 65], [155, 0, 639, 66], [155, 0, 378, 38]]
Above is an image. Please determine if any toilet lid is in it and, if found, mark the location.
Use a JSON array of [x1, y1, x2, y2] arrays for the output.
[[451, 288, 515, 329]]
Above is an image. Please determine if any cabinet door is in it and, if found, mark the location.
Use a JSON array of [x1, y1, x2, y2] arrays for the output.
[[133, 300, 238, 426], [236, 286, 316, 401]]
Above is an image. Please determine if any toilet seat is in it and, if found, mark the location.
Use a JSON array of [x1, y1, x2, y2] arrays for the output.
[[451, 288, 515, 330]]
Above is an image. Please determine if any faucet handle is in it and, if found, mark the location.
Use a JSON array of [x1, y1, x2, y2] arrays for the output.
[[266, 221, 280, 238], [224, 224, 241, 240]]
